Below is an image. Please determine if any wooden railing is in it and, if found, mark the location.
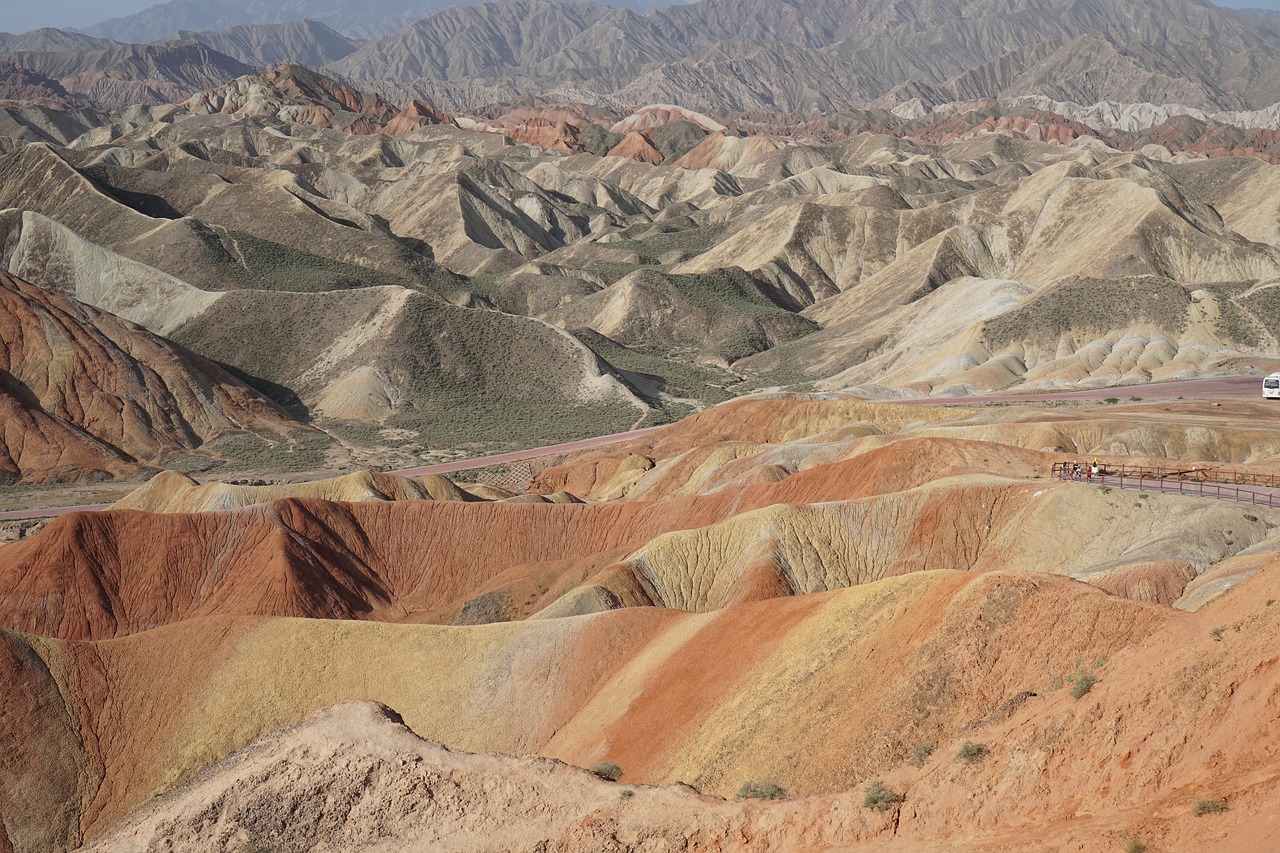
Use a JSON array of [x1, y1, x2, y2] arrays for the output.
[[1051, 462, 1280, 508]]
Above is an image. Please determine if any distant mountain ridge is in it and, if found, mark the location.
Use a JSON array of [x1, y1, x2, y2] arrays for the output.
[[0, 40, 254, 107], [158, 19, 362, 66], [323, 0, 1280, 113], [80, 0, 679, 42]]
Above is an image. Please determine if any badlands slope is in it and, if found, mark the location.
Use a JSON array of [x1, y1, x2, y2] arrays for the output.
[[1, 393, 1279, 851], [0, 269, 303, 483], [2, 66, 1280, 486]]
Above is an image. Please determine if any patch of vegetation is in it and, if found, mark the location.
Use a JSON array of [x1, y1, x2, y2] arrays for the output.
[[1211, 626, 1225, 641], [958, 741, 989, 763], [1069, 672, 1098, 699], [1103, 397, 1120, 404], [1048, 657, 1106, 696], [653, 121, 708, 161], [738, 780, 788, 800], [205, 227, 438, 295], [863, 781, 905, 812], [1240, 285, 1280, 343], [982, 276, 1192, 349], [909, 742, 935, 768], [387, 400, 634, 455], [619, 788, 635, 799], [211, 432, 333, 474], [1193, 799, 1227, 815], [1189, 282, 1266, 346], [573, 328, 737, 406], [1124, 837, 1147, 853], [592, 761, 623, 782], [578, 123, 623, 156], [604, 222, 728, 265]]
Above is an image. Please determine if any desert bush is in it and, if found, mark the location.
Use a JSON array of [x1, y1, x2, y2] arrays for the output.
[[1069, 672, 1098, 699], [1052, 657, 1106, 696], [738, 780, 788, 800], [1104, 397, 1120, 404], [958, 741, 989, 763], [592, 761, 623, 781], [863, 781, 904, 812], [1125, 838, 1147, 853], [1194, 799, 1226, 815], [909, 742, 935, 768]]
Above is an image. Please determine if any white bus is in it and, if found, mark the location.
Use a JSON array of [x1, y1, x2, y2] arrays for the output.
[[1266, 373, 1280, 399]]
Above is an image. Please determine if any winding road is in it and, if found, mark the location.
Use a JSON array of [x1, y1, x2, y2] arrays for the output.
[[1, 376, 1270, 520], [0, 426, 665, 521]]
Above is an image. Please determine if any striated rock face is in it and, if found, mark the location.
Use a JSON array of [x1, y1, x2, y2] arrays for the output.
[[183, 62, 399, 132], [0, 270, 303, 483]]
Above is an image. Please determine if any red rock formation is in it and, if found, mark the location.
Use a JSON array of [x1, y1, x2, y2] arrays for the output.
[[606, 130, 664, 164], [381, 99, 454, 136], [500, 117, 582, 154], [0, 271, 304, 483]]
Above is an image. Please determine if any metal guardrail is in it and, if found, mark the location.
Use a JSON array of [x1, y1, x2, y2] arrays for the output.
[[1052, 463, 1280, 508]]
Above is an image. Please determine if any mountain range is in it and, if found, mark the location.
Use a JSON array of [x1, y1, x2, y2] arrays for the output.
[[325, 0, 1280, 112], [78, 0, 681, 42], [3, 0, 1279, 115]]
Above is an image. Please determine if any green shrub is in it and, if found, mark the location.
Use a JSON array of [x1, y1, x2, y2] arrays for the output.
[[592, 761, 623, 782], [738, 780, 788, 800], [1104, 397, 1120, 404], [958, 741, 989, 763], [619, 788, 635, 799], [909, 742, 935, 768], [1194, 799, 1226, 815], [1069, 672, 1097, 698], [863, 780, 905, 812], [1125, 838, 1147, 853], [1054, 657, 1106, 696]]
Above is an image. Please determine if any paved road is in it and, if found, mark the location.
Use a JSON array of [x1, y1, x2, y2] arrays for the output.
[[0, 426, 664, 521], [0, 502, 112, 521], [899, 376, 1267, 404], [1, 376, 1269, 521]]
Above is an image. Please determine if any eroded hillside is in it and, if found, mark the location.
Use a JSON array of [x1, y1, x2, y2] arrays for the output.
[[1, 392, 1279, 851], [2, 67, 1279, 490]]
